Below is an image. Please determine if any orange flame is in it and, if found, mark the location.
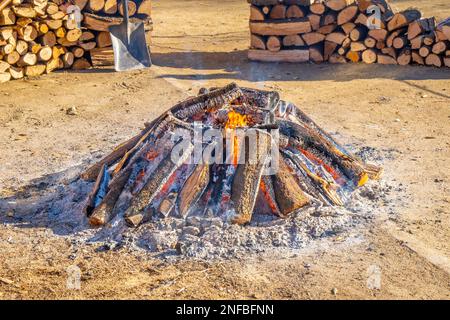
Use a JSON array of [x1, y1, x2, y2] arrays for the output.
[[225, 111, 248, 129], [225, 111, 248, 166], [298, 148, 341, 182], [260, 180, 278, 214]]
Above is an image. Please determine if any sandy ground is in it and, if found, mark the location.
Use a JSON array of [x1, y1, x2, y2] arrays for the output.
[[0, 0, 449, 299]]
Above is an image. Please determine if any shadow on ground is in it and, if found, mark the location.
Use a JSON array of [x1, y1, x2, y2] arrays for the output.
[[0, 166, 93, 237], [152, 50, 450, 83]]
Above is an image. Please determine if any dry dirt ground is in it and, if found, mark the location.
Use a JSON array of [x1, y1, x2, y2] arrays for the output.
[[0, 0, 449, 299]]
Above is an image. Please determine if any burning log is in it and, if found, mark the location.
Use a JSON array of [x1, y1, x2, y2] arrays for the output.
[[82, 83, 382, 227]]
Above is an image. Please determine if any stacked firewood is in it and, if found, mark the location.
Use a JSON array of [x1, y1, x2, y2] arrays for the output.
[[248, 0, 450, 67], [0, 0, 152, 82], [0, 0, 90, 82]]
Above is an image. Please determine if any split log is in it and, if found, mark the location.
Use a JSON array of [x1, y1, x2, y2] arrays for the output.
[[5, 51, 19, 64], [341, 22, 355, 35], [39, 31, 56, 47], [354, 13, 367, 26], [63, 51, 74, 68], [9, 65, 23, 79], [90, 46, 114, 66], [364, 37, 376, 48], [177, 165, 210, 218], [302, 32, 325, 46], [350, 41, 366, 52], [321, 11, 337, 26], [18, 25, 37, 41], [329, 53, 347, 63], [425, 53, 442, 67], [17, 52, 37, 66], [282, 34, 304, 47], [137, 0, 152, 17], [271, 157, 309, 216], [368, 28, 387, 41], [381, 46, 396, 58], [46, 57, 61, 73], [349, 25, 367, 41], [250, 19, 312, 36], [411, 51, 424, 65], [310, 3, 326, 15], [324, 40, 338, 60], [82, 12, 123, 32], [386, 29, 405, 48], [392, 36, 408, 49], [436, 18, 450, 41], [286, 5, 304, 19], [118, 0, 137, 17], [71, 46, 85, 58], [361, 48, 377, 63], [432, 41, 448, 55], [337, 5, 358, 25], [250, 5, 265, 21], [250, 34, 266, 50], [12, 6, 37, 19], [37, 46, 52, 61], [80, 31, 96, 41], [0, 72, 11, 82], [397, 48, 411, 66], [79, 41, 96, 50], [309, 43, 324, 63], [25, 64, 46, 76], [0, 60, 9, 72], [377, 54, 397, 64], [308, 14, 321, 31], [87, 0, 105, 12], [266, 35, 281, 52], [318, 23, 336, 35], [444, 57, 450, 67], [269, 4, 286, 20], [325, 31, 346, 44], [15, 39, 28, 55], [387, 9, 421, 31], [0, 7, 15, 25], [104, 0, 118, 15], [45, 19, 62, 30], [248, 49, 309, 62], [72, 57, 91, 69], [419, 46, 431, 58], [325, 0, 354, 11], [407, 18, 436, 40]]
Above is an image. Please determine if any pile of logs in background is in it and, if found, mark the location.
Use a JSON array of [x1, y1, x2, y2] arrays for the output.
[[0, 0, 152, 83], [248, 0, 450, 67]]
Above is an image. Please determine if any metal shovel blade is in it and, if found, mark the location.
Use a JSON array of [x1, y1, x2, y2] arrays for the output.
[[109, 19, 151, 72]]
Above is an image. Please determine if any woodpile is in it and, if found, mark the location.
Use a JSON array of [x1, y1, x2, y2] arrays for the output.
[[0, 0, 152, 82], [248, 0, 450, 67]]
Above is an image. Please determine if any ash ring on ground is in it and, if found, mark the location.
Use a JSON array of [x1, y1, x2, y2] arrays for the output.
[[0, 155, 394, 260]]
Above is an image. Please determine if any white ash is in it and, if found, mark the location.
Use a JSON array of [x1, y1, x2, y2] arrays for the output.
[[0, 164, 395, 261]]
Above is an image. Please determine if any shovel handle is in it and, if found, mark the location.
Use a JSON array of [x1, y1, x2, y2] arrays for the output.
[[122, 0, 129, 25]]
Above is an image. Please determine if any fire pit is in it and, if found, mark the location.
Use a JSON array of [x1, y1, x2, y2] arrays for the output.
[[81, 83, 382, 230]]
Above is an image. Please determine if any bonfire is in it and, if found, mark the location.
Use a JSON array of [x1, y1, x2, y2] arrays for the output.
[[81, 83, 382, 228]]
